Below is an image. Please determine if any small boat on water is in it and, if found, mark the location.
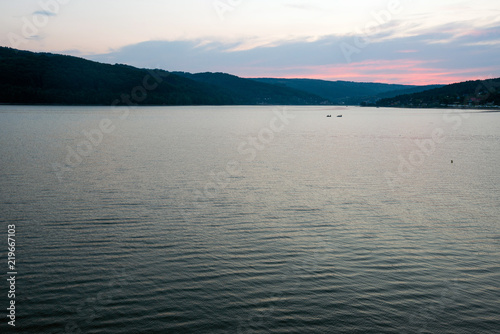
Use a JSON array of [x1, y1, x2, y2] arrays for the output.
[[337, 115, 343, 118], [327, 115, 332, 117]]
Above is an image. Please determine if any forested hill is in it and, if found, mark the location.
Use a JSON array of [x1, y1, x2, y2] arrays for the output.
[[376, 78, 500, 108], [0, 47, 328, 105], [3, 46, 495, 108]]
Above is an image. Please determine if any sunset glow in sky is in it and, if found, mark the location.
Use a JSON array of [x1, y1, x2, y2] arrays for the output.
[[1, 0, 500, 85]]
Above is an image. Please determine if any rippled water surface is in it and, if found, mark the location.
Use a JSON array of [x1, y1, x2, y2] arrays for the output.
[[1, 105, 499, 333]]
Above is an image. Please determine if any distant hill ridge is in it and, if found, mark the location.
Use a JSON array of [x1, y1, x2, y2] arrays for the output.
[[252, 78, 442, 105], [0, 46, 497, 107], [172, 71, 329, 105]]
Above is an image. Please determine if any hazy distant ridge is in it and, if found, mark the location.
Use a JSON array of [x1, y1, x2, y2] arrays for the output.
[[252, 78, 442, 105]]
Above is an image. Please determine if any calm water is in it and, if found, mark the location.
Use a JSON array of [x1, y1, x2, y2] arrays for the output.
[[1, 105, 499, 333]]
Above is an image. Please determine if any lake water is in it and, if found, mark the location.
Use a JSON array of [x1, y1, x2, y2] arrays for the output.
[[1, 105, 499, 333]]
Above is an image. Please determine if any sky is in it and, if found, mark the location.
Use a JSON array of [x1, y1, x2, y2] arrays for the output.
[[1, 0, 500, 85]]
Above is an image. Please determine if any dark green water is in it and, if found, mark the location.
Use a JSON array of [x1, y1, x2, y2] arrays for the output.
[[1, 106, 499, 333]]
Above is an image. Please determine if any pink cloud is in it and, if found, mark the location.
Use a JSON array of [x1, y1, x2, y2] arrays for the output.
[[244, 60, 498, 85]]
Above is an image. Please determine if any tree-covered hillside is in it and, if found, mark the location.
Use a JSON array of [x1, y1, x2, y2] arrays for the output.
[[3, 47, 495, 108], [376, 78, 500, 108], [174, 72, 330, 105], [0, 47, 233, 105], [0, 47, 328, 105]]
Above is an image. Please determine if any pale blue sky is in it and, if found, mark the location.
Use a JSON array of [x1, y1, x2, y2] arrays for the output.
[[1, 0, 499, 84]]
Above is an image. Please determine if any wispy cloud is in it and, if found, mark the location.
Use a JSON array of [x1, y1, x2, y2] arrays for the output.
[[33, 10, 57, 17], [26, 35, 44, 41], [397, 50, 418, 53]]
